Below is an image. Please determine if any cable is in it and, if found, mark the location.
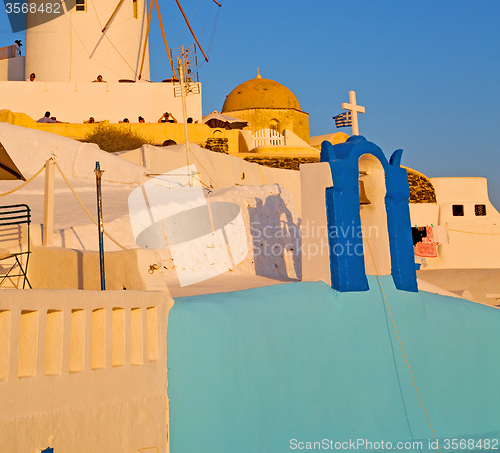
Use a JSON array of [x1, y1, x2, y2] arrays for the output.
[[362, 217, 442, 453], [53, 160, 128, 250], [199, 2, 214, 38], [448, 227, 500, 236], [0, 165, 45, 197], [89, 0, 138, 77], [188, 146, 219, 188], [207, 1, 221, 57]]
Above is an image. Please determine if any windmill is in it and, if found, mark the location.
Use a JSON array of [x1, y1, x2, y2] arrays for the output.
[[24, 0, 221, 84], [100, 0, 220, 81]]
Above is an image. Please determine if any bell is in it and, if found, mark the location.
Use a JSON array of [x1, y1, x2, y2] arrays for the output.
[[359, 180, 371, 205]]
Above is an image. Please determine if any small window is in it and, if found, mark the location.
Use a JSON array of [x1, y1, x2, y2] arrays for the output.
[[76, 0, 86, 12], [475, 204, 487, 216], [133, 0, 138, 19], [269, 119, 280, 132], [452, 204, 464, 216]]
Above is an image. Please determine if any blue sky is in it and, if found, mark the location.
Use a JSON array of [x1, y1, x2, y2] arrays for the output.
[[2, 0, 500, 206]]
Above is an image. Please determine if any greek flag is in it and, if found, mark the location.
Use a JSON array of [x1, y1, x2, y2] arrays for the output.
[[333, 112, 352, 128]]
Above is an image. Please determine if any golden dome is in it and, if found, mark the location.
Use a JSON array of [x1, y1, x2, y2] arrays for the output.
[[222, 74, 301, 112]]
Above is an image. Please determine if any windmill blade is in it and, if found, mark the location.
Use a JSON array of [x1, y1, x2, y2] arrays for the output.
[[138, 0, 155, 80], [174, 0, 209, 62], [154, 0, 176, 78], [102, 0, 126, 33]]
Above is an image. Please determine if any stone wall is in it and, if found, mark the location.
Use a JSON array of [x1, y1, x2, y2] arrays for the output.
[[243, 155, 320, 171], [222, 108, 310, 143], [405, 167, 437, 203]]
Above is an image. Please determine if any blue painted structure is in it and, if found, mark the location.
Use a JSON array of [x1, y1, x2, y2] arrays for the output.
[[167, 279, 500, 453], [321, 136, 417, 293]]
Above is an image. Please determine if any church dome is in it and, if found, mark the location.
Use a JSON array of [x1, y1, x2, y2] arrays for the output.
[[222, 73, 301, 112]]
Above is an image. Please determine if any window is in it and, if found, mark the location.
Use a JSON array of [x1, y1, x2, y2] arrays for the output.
[[475, 204, 487, 216], [76, 0, 86, 12], [133, 0, 138, 19], [269, 119, 280, 132], [452, 204, 464, 216]]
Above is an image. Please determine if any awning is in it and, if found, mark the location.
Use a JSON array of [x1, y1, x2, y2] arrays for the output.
[[202, 111, 248, 130], [0, 141, 25, 180]]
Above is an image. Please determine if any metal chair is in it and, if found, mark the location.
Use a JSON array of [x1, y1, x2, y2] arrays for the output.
[[0, 204, 31, 289]]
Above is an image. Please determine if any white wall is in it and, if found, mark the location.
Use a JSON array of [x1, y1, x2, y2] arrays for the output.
[[409, 203, 439, 227], [300, 157, 394, 284], [0, 80, 202, 124], [300, 162, 332, 285], [0, 289, 172, 453], [358, 154, 391, 276], [118, 143, 302, 214], [0, 56, 25, 81], [423, 177, 500, 269]]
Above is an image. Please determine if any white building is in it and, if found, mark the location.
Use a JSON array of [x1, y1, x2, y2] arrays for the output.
[[0, 0, 202, 123], [409, 177, 500, 269]]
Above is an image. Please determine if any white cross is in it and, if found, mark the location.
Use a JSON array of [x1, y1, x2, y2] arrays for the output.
[[342, 91, 365, 136]]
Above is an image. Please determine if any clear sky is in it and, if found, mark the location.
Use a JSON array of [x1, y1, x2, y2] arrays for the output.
[[1, 0, 500, 206]]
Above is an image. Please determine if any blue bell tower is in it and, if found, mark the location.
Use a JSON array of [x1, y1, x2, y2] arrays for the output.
[[321, 135, 418, 293]]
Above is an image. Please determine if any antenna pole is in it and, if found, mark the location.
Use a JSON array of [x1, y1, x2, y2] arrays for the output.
[[178, 49, 192, 185], [173, 0, 209, 62]]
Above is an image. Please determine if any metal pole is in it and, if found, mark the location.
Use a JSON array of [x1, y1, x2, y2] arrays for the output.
[[95, 162, 106, 290], [178, 49, 192, 186]]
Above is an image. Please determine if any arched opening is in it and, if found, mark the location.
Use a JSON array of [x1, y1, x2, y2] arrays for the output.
[[358, 154, 391, 276], [269, 118, 280, 132]]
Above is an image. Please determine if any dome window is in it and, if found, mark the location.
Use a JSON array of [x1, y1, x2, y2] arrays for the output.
[[269, 119, 280, 132]]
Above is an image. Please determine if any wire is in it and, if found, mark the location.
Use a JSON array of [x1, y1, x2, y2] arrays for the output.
[[190, 1, 221, 74], [362, 218, 442, 453], [188, 146, 219, 188], [207, 1, 221, 57], [0, 165, 45, 197], [89, 0, 138, 77], [448, 228, 500, 235], [200, 2, 214, 38], [53, 160, 128, 250]]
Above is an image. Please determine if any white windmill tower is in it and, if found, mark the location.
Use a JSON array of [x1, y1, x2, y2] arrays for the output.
[[0, 0, 219, 123], [25, 0, 151, 82]]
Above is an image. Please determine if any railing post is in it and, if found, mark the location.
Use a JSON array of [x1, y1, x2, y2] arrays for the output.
[[43, 158, 55, 247], [95, 162, 106, 291]]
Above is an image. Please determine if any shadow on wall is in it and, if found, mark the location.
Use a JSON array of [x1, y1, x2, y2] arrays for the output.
[[248, 194, 301, 280]]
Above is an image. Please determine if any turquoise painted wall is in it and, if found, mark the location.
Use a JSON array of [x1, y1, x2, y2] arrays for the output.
[[167, 277, 500, 452]]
